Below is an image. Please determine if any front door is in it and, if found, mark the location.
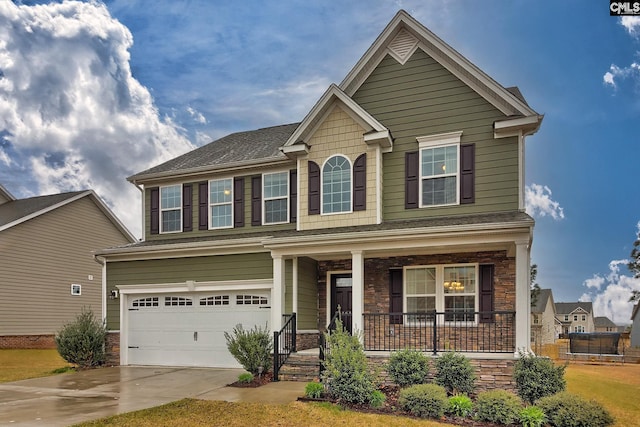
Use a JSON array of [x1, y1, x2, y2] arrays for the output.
[[331, 273, 352, 333]]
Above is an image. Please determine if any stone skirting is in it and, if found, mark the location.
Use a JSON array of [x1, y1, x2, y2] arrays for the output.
[[296, 331, 320, 351], [105, 331, 120, 366], [0, 335, 56, 349]]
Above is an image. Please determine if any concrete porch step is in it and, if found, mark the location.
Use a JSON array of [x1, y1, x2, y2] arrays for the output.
[[277, 351, 321, 382]]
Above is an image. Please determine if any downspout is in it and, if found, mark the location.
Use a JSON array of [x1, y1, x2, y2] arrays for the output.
[[93, 255, 107, 323]]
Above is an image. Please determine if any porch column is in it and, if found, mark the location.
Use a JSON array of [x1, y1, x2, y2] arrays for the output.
[[351, 250, 364, 343], [514, 241, 531, 355], [292, 257, 298, 315], [271, 255, 285, 333]]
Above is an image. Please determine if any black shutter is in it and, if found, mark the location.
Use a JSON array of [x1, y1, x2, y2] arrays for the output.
[[389, 269, 403, 324], [198, 182, 208, 230], [182, 184, 192, 232], [251, 176, 262, 226], [460, 143, 475, 204], [353, 153, 366, 211], [479, 264, 495, 323], [234, 177, 244, 228], [308, 161, 320, 215], [405, 151, 419, 209], [150, 187, 159, 235], [290, 170, 297, 223]]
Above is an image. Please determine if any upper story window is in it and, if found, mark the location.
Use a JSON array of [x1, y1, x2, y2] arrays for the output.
[[564, 315, 569, 321], [160, 184, 182, 233], [263, 171, 289, 224], [322, 155, 351, 214], [209, 178, 233, 228], [581, 314, 586, 321], [420, 144, 458, 207]]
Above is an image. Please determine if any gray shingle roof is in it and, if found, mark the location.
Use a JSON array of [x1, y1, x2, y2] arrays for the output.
[[129, 123, 300, 181], [0, 191, 86, 228], [594, 316, 617, 328], [555, 301, 593, 315], [532, 288, 553, 313]]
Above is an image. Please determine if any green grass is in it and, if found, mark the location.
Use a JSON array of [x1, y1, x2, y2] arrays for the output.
[[0, 349, 73, 383]]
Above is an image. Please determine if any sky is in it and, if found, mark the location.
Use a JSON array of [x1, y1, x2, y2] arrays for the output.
[[0, 1, 639, 324]]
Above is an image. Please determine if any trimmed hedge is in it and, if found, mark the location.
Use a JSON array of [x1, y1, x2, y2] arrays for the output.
[[537, 392, 614, 427], [398, 383, 448, 419]]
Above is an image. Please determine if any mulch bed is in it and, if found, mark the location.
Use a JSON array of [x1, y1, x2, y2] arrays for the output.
[[228, 372, 273, 388]]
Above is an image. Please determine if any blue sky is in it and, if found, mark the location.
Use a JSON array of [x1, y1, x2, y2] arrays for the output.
[[1, 1, 639, 323]]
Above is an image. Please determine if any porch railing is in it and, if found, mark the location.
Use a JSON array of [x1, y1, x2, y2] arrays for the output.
[[363, 311, 515, 354], [273, 313, 296, 381]]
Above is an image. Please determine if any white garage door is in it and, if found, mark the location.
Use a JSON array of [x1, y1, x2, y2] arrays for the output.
[[126, 291, 270, 368]]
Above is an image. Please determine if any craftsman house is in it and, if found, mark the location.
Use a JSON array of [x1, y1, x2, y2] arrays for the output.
[[0, 185, 135, 348], [96, 10, 542, 382], [555, 302, 595, 336], [531, 289, 560, 348]]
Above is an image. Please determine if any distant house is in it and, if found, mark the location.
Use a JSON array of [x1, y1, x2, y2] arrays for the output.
[[594, 316, 617, 333], [531, 288, 560, 346], [631, 304, 640, 347], [555, 302, 595, 335], [0, 185, 135, 348]]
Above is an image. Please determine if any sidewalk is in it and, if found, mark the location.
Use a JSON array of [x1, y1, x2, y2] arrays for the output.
[[198, 380, 306, 404]]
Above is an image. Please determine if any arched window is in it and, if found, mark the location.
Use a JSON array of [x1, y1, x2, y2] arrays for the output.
[[322, 155, 351, 213]]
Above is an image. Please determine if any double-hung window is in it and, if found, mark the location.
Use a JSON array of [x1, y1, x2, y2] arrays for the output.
[[322, 155, 351, 214], [209, 178, 233, 228], [160, 184, 182, 233], [417, 131, 462, 207], [404, 263, 478, 324], [263, 171, 289, 224]]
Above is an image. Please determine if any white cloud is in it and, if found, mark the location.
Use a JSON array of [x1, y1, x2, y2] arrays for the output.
[[603, 17, 640, 90], [525, 183, 565, 220], [186, 106, 207, 125], [621, 16, 640, 35], [581, 258, 640, 324], [0, 1, 194, 237]]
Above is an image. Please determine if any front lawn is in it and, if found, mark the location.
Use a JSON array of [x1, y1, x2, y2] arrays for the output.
[[0, 349, 72, 383], [73, 363, 640, 427]]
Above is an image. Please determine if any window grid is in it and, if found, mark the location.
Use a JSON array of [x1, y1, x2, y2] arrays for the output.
[[209, 178, 233, 228], [165, 296, 193, 306], [160, 185, 182, 233], [420, 144, 458, 207], [322, 155, 351, 214], [132, 297, 159, 308], [199, 295, 230, 306], [236, 294, 268, 305], [263, 172, 289, 224]]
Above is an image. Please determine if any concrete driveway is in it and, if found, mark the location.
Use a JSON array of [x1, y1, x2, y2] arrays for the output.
[[0, 366, 305, 426]]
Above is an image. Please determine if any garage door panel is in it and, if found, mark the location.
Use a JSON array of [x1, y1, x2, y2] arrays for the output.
[[126, 291, 271, 368]]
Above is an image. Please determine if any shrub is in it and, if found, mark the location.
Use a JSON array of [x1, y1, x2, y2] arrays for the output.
[[387, 349, 430, 387], [238, 372, 254, 383], [370, 390, 386, 408], [55, 308, 107, 369], [321, 320, 378, 405], [519, 405, 547, 427], [304, 382, 324, 399], [434, 352, 476, 395], [514, 352, 566, 404], [447, 394, 473, 418], [537, 392, 614, 427], [224, 323, 272, 375], [398, 383, 448, 419], [475, 390, 522, 425]]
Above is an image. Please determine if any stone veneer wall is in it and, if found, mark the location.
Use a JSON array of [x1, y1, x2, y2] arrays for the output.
[[0, 335, 56, 349], [105, 331, 120, 366], [296, 332, 320, 351]]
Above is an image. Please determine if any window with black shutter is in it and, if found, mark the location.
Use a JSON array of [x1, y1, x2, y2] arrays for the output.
[[182, 184, 192, 232], [353, 153, 366, 211], [460, 143, 475, 204], [198, 182, 208, 230], [290, 170, 297, 223], [233, 177, 244, 227], [479, 264, 495, 323], [150, 187, 159, 234], [308, 161, 320, 215], [405, 151, 419, 209], [389, 269, 403, 324], [251, 176, 262, 226]]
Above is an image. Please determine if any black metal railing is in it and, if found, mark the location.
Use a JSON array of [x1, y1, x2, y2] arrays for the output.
[[319, 309, 343, 377], [273, 313, 296, 381], [363, 311, 515, 354]]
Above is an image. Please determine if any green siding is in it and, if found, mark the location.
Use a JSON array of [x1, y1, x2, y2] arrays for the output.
[[352, 49, 520, 220], [106, 252, 273, 329], [297, 257, 319, 330], [144, 171, 296, 242]]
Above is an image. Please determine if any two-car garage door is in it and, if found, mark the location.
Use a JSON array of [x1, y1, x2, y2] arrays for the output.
[[126, 291, 270, 368]]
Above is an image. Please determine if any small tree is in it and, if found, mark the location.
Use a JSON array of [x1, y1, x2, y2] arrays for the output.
[[387, 349, 430, 387], [55, 308, 107, 368], [628, 228, 640, 302], [224, 323, 272, 375], [434, 352, 476, 395], [513, 352, 566, 404]]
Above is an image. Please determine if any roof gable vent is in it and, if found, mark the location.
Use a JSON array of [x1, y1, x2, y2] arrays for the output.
[[388, 28, 419, 65]]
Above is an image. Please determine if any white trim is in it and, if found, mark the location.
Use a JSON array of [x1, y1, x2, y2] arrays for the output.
[[518, 130, 525, 211], [352, 251, 364, 341], [208, 178, 234, 230], [418, 140, 461, 208], [376, 146, 382, 224], [321, 154, 353, 215], [117, 279, 273, 295], [494, 115, 543, 139], [271, 255, 285, 333], [262, 170, 290, 225], [417, 131, 463, 147], [326, 270, 352, 326], [71, 283, 82, 296], [296, 157, 302, 231], [159, 184, 183, 234], [292, 257, 299, 314]]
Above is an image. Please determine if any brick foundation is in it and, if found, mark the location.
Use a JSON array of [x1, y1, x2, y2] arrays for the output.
[[0, 335, 56, 349], [296, 331, 320, 351], [105, 332, 120, 366]]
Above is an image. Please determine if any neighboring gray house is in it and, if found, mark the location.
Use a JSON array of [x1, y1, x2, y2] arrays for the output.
[[631, 304, 640, 347], [594, 316, 617, 333], [531, 288, 560, 346], [0, 185, 135, 348], [555, 302, 595, 335]]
